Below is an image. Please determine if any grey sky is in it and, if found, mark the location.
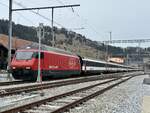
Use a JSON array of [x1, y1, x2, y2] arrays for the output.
[[0, 0, 150, 47]]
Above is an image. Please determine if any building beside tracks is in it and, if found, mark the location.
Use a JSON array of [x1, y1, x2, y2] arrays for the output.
[[0, 34, 32, 69], [108, 57, 125, 64]]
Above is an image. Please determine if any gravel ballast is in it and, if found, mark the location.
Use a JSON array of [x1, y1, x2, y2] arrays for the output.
[[0, 79, 112, 112], [69, 74, 150, 113], [0, 74, 148, 113]]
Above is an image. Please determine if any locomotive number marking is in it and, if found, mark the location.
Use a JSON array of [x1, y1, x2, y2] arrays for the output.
[[49, 66, 58, 69]]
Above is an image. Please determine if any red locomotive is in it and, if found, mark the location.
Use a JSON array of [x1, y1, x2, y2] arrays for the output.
[[11, 46, 81, 80]]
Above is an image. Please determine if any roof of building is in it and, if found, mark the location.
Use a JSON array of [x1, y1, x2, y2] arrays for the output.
[[0, 34, 32, 49]]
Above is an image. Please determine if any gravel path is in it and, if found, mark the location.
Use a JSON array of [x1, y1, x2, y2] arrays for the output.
[[69, 74, 150, 113]]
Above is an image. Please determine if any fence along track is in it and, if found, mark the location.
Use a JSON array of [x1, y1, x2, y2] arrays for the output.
[[1, 76, 133, 113]]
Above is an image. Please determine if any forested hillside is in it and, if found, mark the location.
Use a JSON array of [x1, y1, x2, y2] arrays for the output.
[[0, 19, 149, 60]]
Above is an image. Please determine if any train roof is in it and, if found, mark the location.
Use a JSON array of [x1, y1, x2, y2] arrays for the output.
[[83, 58, 107, 64], [19, 42, 75, 56], [83, 58, 135, 68]]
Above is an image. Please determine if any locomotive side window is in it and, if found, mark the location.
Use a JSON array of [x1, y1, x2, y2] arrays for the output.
[[33, 52, 44, 59], [41, 52, 44, 59], [16, 51, 33, 60]]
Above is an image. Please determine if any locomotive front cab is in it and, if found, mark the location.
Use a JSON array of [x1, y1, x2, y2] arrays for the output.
[[11, 50, 44, 80]]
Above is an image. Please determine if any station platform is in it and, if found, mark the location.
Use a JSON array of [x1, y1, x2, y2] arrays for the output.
[[142, 96, 150, 113]]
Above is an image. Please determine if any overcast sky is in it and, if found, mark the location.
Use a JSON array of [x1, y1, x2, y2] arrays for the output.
[[0, 0, 150, 47]]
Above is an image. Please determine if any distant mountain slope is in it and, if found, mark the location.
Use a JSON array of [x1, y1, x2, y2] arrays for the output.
[[0, 19, 149, 60]]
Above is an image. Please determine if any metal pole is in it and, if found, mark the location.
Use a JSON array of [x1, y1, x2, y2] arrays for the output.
[[127, 53, 129, 72], [8, 0, 12, 81], [106, 42, 108, 61], [105, 42, 108, 71], [109, 31, 112, 59], [109, 31, 112, 41], [138, 42, 141, 67], [51, 8, 54, 47], [37, 23, 43, 82], [37, 23, 45, 96]]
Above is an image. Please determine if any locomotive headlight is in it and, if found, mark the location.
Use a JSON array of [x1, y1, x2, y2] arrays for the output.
[[26, 67, 31, 69], [12, 67, 16, 69]]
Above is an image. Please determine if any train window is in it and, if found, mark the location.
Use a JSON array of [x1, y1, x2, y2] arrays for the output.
[[85, 61, 106, 67], [33, 52, 38, 58], [16, 51, 33, 60]]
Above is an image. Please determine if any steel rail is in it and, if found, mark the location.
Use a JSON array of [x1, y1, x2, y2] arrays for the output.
[[51, 76, 132, 113], [0, 81, 33, 86], [0, 73, 120, 97], [1, 77, 123, 113], [0, 72, 142, 97]]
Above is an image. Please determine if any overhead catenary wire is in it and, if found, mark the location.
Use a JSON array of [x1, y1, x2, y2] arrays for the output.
[[72, 10, 104, 39], [13, 0, 68, 28], [13, 0, 80, 48], [1, 0, 102, 40], [0, 1, 8, 7], [18, 0, 79, 31], [1, 0, 84, 33], [13, 0, 86, 35], [0, 1, 36, 25], [55, 0, 104, 40]]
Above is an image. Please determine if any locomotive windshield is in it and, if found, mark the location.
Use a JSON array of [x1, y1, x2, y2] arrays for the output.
[[16, 51, 34, 60]]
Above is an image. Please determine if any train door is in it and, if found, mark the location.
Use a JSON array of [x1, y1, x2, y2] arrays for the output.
[[77, 55, 83, 71], [82, 60, 87, 74]]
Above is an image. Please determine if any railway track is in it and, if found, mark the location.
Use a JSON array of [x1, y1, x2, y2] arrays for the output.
[[1, 76, 133, 113], [0, 80, 33, 86], [0, 72, 143, 97], [0, 72, 124, 87], [0, 73, 120, 97]]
